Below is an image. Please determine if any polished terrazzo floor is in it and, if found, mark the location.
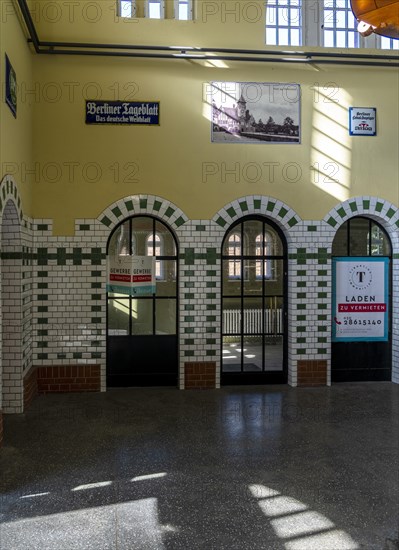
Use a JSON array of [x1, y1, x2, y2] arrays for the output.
[[0, 383, 398, 549]]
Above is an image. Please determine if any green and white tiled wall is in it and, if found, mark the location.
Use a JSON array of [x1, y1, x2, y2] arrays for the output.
[[0, 177, 398, 404]]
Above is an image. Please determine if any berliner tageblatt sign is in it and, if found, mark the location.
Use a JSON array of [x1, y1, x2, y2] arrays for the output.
[[86, 100, 160, 125], [332, 257, 388, 342], [107, 256, 156, 296], [349, 107, 376, 136]]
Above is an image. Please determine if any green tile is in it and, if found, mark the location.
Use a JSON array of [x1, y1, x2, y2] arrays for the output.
[[165, 206, 175, 217], [196, 225, 206, 231], [296, 327, 306, 332], [288, 217, 298, 228], [307, 226, 317, 232], [73, 352, 82, 359], [206, 338, 217, 345], [184, 293, 195, 300], [184, 316, 195, 322], [125, 200, 134, 212], [184, 350, 195, 356], [296, 337, 306, 343], [318, 270, 327, 276], [297, 349, 306, 355], [91, 294, 101, 300], [185, 304, 194, 311], [100, 216, 112, 227], [206, 249, 217, 265], [318, 292, 327, 298], [327, 217, 337, 228], [206, 315, 216, 322], [254, 199, 261, 209], [185, 327, 194, 334], [375, 202, 383, 212], [185, 282, 195, 288], [337, 207, 346, 218], [216, 217, 227, 228], [239, 201, 248, 212], [206, 293, 216, 299], [227, 207, 237, 218], [206, 282, 216, 287], [206, 270, 217, 277], [349, 202, 357, 212], [267, 201, 276, 212], [184, 339, 195, 345], [37, 224, 48, 231], [175, 216, 185, 227], [297, 304, 306, 310], [207, 304, 217, 310], [318, 337, 327, 343], [91, 282, 101, 288], [91, 318, 101, 324], [318, 315, 327, 321], [37, 353, 48, 360], [184, 270, 195, 277], [57, 353, 67, 359], [37, 318, 48, 324], [37, 295, 48, 301], [297, 292, 306, 298], [38, 283, 48, 289], [297, 270, 306, 276], [184, 249, 195, 265], [363, 199, 370, 210], [91, 271, 101, 277], [297, 282, 306, 288], [140, 198, 148, 210], [91, 352, 102, 359], [153, 200, 162, 212], [278, 207, 288, 218], [91, 305, 101, 312], [206, 350, 216, 356], [37, 342, 48, 348], [317, 349, 327, 355], [386, 208, 395, 219], [112, 206, 122, 218]]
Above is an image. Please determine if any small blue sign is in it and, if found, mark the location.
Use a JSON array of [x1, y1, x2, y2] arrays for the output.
[[86, 100, 159, 125]]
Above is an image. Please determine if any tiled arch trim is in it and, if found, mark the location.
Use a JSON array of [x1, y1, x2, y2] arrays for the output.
[[213, 195, 302, 241], [0, 175, 24, 222], [97, 195, 189, 234]]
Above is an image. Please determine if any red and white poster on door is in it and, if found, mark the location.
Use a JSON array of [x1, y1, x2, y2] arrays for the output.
[[107, 256, 155, 296]]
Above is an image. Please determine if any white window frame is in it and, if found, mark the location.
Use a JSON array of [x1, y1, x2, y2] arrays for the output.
[[174, 0, 193, 20], [266, 0, 399, 50], [227, 233, 242, 279], [145, 0, 165, 19]]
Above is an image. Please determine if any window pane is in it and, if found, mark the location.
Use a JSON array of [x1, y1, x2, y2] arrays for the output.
[[324, 9, 334, 29], [332, 224, 348, 256], [347, 32, 356, 48], [324, 30, 334, 46], [291, 29, 301, 45], [223, 298, 241, 334], [179, 5, 188, 19], [336, 30, 346, 47], [131, 299, 153, 334], [290, 8, 300, 24], [371, 223, 391, 256], [264, 335, 284, 371], [243, 220, 263, 255], [156, 260, 177, 296], [149, 3, 161, 18], [264, 296, 284, 335], [243, 336, 263, 372], [279, 28, 289, 45], [265, 259, 284, 292], [336, 10, 346, 28], [266, 27, 277, 44], [244, 259, 263, 294], [156, 299, 176, 334], [349, 218, 370, 256], [266, 6, 277, 25], [108, 298, 129, 335], [222, 335, 241, 372], [278, 7, 288, 24], [120, 1, 132, 17], [243, 297, 263, 334], [155, 221, 176, 256], [223, 260, 241, 295], [132, 217, 153, 255]]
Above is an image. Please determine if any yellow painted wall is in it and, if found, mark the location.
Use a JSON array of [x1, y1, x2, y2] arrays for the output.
[[32, 54, 399, 232], [0, 0, 33, 214]]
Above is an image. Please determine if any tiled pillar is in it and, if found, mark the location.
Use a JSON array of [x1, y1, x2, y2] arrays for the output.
[[178, 220, 224, 389]]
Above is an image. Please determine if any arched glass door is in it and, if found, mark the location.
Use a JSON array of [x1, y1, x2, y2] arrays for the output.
[[332, 216, 392, 381], [106, 216, 178, 386], [221, 217, 288, 385]]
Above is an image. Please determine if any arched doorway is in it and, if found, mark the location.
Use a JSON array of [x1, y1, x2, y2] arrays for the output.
[[106, 216, 178, 386], [221, 216, 288, 385], [331, 216, 392, 381]]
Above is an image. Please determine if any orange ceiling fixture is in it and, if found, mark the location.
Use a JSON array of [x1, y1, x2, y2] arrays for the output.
[[350, 0, 399, 39]]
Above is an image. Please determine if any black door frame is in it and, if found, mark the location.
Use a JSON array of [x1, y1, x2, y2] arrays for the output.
[[221, 215, 288, 385], [331, 216, 392, 382], [106, 215, 179, 387]]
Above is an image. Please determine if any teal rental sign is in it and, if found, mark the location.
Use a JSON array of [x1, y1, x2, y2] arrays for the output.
[[86, 101, 160, 125]]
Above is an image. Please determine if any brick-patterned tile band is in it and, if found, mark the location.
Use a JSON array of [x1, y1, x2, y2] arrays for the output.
[[185, 362, 216, 389], [37, 365, 101, 393], [297, 360, 327, 387]]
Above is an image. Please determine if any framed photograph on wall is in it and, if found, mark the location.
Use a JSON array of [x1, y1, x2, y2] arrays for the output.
[[208, 82, 301, 144], [5, 54, 17, 118]]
